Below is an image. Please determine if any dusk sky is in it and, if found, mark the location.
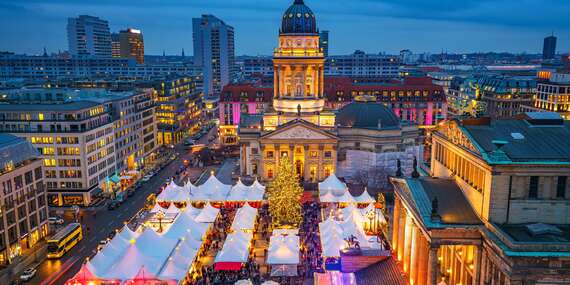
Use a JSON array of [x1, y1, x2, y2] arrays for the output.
[[1, 0, 569, 56]]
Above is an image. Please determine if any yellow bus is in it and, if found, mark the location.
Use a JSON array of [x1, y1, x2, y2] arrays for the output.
[[47, 223, 83, 258]]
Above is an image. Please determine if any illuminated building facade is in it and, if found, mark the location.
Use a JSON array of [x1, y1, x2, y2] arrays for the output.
[[0, 134, 49, 265], [67, 15, 112, 58], [143, 76, 203, 146], [476, 75, 536, 119], [118, 28, 145, 64], [324, 76, 447, 128], [522, 71, 570, 119], [391, 113, 570, 285], [238, 0, 422, 184], [0, 88, 159, 206]]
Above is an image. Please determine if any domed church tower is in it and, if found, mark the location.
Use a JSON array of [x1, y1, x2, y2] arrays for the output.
[[272, 0, 326, 115]]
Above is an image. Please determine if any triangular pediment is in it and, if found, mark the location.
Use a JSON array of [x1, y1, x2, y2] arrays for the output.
[[261, 120, 338, 141], [437, 120, 481, 155]]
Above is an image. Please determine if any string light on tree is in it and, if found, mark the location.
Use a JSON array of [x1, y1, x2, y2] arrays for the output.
[[267, 156, 303, 228]]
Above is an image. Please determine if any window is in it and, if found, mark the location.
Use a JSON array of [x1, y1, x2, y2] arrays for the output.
[[24, 171, 33, 185], [529, 176, 539, 199], [267, 168, 274, 179], [266, 151, 274, 159], [324, 151, 332, 158], [557, 176, 567, 199], [280, 151, 288, 158], [310, 151, 318, 158]]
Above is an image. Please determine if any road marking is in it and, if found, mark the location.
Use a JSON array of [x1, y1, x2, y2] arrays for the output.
[[107, 221, 114, 227], [78, 245, 85, 252]]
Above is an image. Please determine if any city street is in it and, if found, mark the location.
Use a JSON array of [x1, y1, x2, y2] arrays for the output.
[[19, 127, 224, 285]]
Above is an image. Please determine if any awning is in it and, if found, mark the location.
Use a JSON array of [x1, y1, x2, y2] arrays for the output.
[[214, 262, 242, 271], [110, 175, 120, 184]]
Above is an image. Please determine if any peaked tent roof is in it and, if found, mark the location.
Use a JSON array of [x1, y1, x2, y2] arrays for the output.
[[319, 174, 347, 196]]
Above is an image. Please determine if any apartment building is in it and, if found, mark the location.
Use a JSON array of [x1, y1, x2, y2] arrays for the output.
[[522, 70, 570, 119], [0, 134, 49, 265]]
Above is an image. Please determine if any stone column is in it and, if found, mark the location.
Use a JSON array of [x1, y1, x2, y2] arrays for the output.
[[274, 65, 279, 98], [409, 226, 420, 285], [392, 198, 401, 253], [416, 235, 429, 285], [397, 207, 407, 262], [303, 144, 309, 181], [427, 245, 440, 285], [318, 144, 324, 180], [474, 246, 482, 285], [403, 215, 413, 273]]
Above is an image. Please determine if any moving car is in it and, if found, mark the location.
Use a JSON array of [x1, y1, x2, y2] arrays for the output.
[[107, 201, 120, 210], [20, 268, 37, 282], [48, 217, 64, 225]]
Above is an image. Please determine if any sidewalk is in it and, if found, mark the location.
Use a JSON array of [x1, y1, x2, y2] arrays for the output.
[[0, 241, 47, 284]]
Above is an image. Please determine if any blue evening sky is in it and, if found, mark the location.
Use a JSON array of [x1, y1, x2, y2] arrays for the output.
[[0, 0, 569, 56]]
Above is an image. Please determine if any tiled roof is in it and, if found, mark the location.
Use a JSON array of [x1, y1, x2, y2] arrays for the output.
[[354, 256, 406, 285]]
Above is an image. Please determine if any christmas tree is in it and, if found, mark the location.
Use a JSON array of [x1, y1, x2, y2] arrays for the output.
[[267, 156, 303, 228]]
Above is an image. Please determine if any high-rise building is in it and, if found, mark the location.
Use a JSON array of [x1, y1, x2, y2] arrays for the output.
[[118, 28, 145, 64], [319, 30, 329, 57], [193, 15, 236, 96], [111, 33, 121, 58], [67, 15, 112, 58], [0, 134, 49, 265], [543, 35, 557, 60]]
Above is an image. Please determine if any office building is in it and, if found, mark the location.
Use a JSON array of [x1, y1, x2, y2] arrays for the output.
[[118, 28, 145, 64], [0, 88, 159, 206], [193, 15, 236, 96], [319, 30, 329, 57], [67, 15, 112, 58], [543, 35, 557, 60], [0, 54, 199, 80], [326, 51, 401, 77], [391, 113, 570, 285], [0, 134, 49, 265], [138, 76, 203, 146], [522, 70, 570, 119], [111, 33, 121, 58]]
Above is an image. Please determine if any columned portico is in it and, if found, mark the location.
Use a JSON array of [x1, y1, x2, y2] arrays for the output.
[[390, 177, 483, 285]]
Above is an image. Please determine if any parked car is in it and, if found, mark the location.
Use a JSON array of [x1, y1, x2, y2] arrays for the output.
[[184, 139, 196, 146], [107, 201, 119, 210], [141, 175, 151, 182], [48, 217, 64, 225], [127, 189, 135, 197], [20, 268, 37, 282]]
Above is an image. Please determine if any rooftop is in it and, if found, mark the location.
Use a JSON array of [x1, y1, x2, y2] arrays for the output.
[[0, 100, 101, 112], [0, 134, 40, 173], [501, 224, 570, 243], [336, 102, 401, 130], [461, 114, 570, 163]]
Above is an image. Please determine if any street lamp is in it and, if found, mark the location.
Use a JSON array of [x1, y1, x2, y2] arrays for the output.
[[156, 209, 165, 233], [365, 210, 375, 235]]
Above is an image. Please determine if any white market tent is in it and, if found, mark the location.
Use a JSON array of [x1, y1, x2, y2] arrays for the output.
[[227, 179, 266, 202], [164, 203, 181, 215], [215, 230, 254, 263], [267, 234, 300, 265], [157, 181, 191, 202], [190, 174, 232, 202], [355, 190, 375, 204], [195, 203, 221, 223], [318, 174, 347, 196], [83, 203, 212, 284], [230, 203, 259, 231], [150, 203, 165, 213]]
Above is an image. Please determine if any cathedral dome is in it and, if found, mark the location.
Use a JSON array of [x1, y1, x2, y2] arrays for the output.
[[336, 102, 401, 130], [281, 0, 317, 35]]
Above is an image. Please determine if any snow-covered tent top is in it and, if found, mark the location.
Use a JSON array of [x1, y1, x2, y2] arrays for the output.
[[157, 238, 199, 281], [318, 174, 347, 196], [267, 234, 300, 265], [252, 179, 266, 191], [337, 191, 356, 203], [191, 174, 231, 201], [215, 230, 253, 263], [231, 203, 258, 231], [195, 203, 220, 223], [355, 190, 375, 204]]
